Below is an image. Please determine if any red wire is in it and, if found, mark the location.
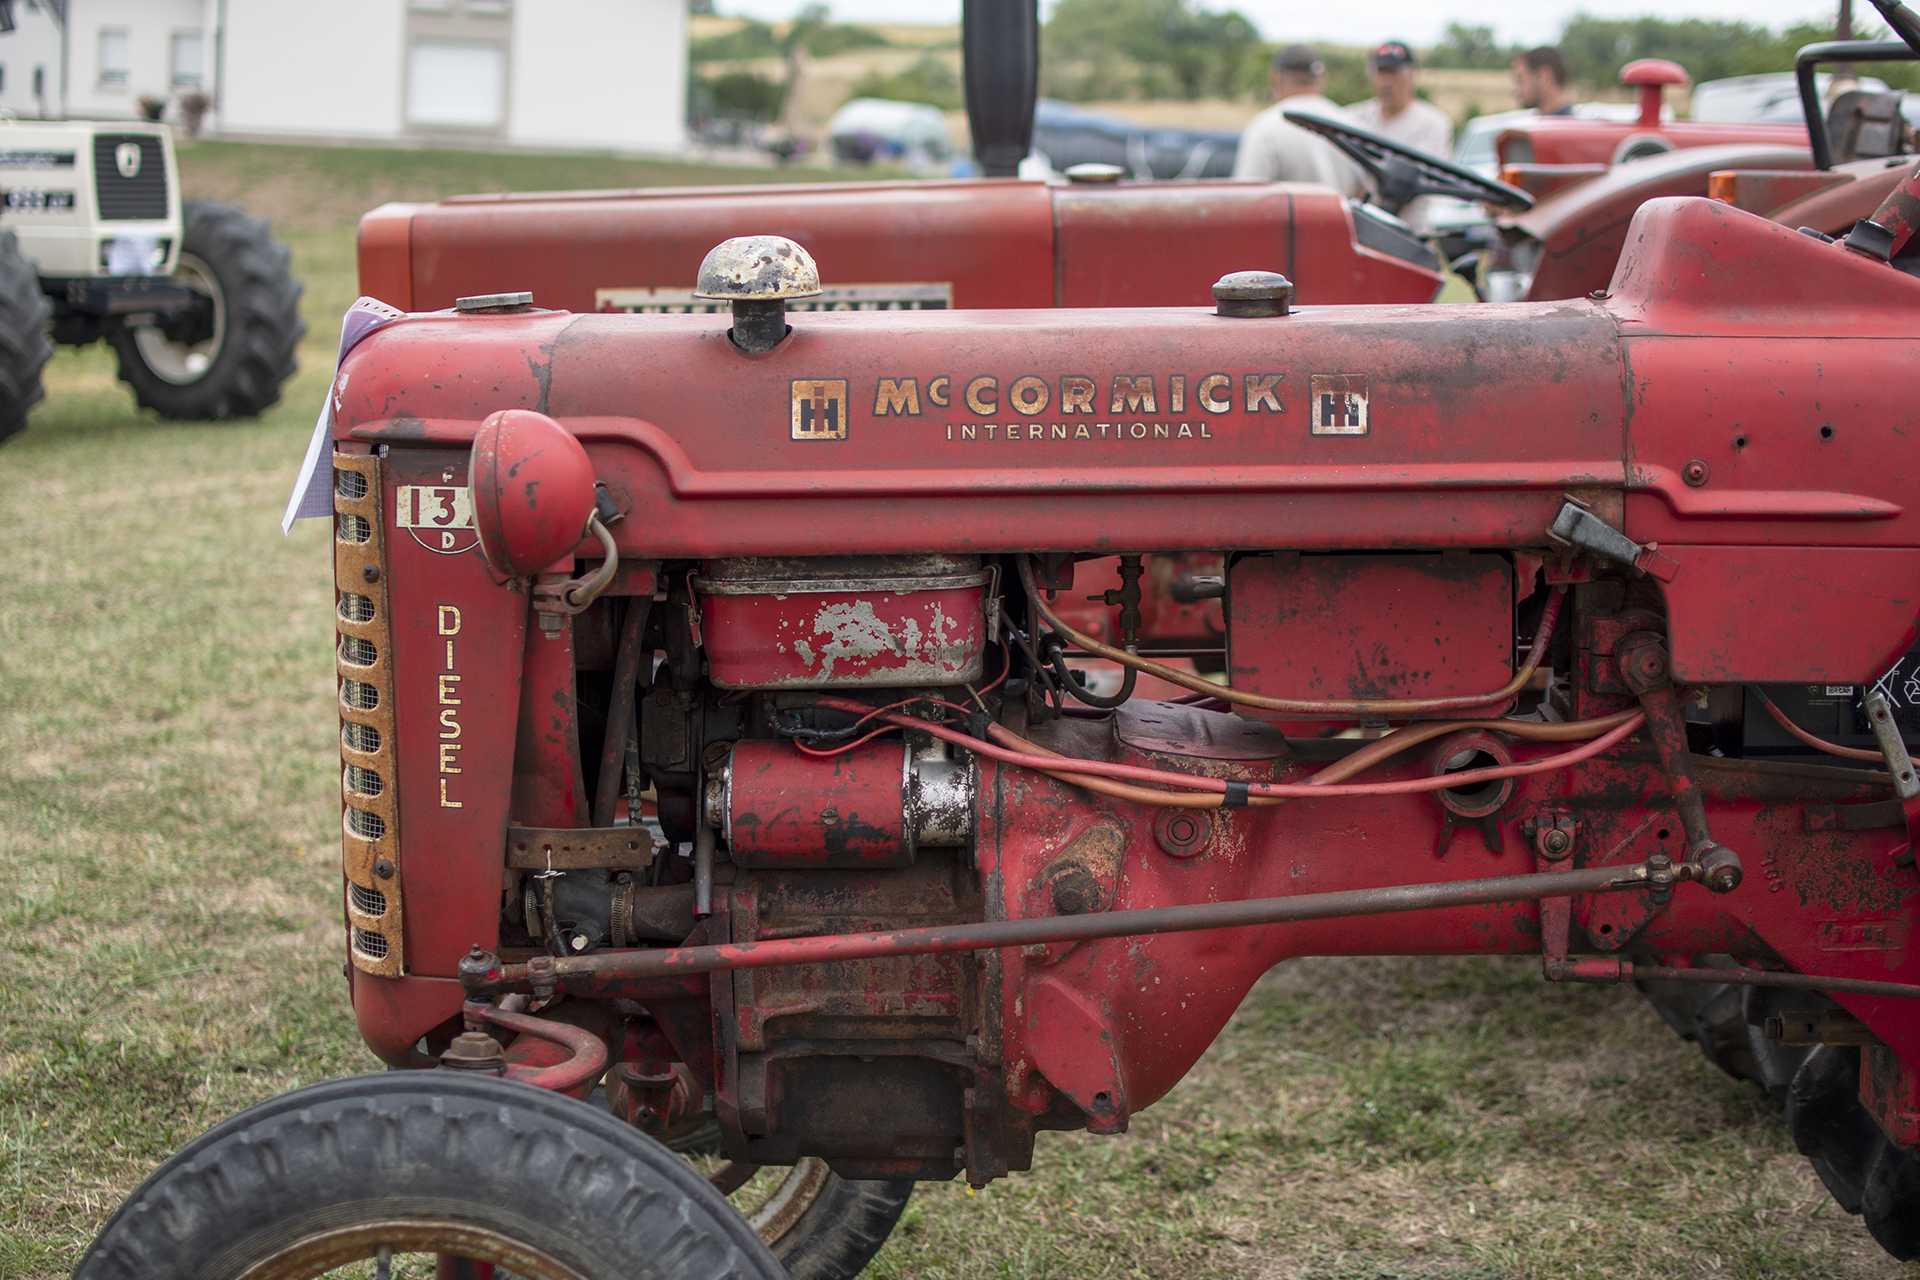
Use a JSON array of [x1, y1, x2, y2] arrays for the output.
[[812, 695, 1646, 799], [795, 724, 903, 757], [976, 636, 1012, 696], [1756, 691, 1886, 763]]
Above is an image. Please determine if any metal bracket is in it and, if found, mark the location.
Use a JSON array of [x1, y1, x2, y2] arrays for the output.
[[1548, 499, 1680, 582], [1865, 691, 1920, 867]]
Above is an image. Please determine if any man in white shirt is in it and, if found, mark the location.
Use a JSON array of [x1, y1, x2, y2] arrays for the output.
[[1348, 41, 1454, 159], [1232, 45, 1363, 196], [1347, 41, 1455, 231]]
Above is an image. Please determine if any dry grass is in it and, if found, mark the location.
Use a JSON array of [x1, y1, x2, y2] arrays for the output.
[[0, 140, 1915, 1280]]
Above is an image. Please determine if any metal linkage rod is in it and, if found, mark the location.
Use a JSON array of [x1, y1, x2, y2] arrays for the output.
[[462, 859, 1705, 998]]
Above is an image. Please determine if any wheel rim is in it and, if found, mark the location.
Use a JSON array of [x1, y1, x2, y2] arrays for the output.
[[232, 1220, 587, 1280], [131, 251, 225, 385], [699, 1154, 836, 1248]]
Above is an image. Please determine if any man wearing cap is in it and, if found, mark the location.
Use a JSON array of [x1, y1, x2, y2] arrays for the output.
[[1232, 45, 1363, 194], [1349, 42, 1454, 159]]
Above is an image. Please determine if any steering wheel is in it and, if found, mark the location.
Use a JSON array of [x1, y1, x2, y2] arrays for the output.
[[1281, 109, 1534, 215]]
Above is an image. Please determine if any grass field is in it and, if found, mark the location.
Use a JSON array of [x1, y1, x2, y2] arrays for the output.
[[0, 140, 1915, 1280]]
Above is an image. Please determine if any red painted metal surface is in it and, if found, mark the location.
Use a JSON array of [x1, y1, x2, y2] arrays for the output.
[[381, 449, 525, 979], [1496, 117, 1804, 169], [470, 409, 599, 577], [727, 739, 910, 868], [695, 557, 987, 689], [1227, 552, 1514, 712], [1507, 143, 1811, 300], [1708, 168, 1850, 217], [356, 178, 1443, 318]]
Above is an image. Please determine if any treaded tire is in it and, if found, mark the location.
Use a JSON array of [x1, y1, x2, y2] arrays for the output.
[[0, 228, 52, 443], [767, 1170, 913, 1280], [107, 200, 303, 420], [73, 1072, 787, 1280]]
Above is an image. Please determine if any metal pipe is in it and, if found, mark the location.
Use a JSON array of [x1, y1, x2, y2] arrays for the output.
[[461, 999, 608, 1092], [463, 859, 1700, 997], [591, 598, 652, 829], [1630, 965, 1920, 1002], [692, 819, 715, 919]]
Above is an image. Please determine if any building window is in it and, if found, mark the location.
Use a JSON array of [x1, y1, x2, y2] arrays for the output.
[[98, 28, 129, 90], [406, 41, 504, 128], [171, 32, 203, 88], [32, 63, 42, 98]]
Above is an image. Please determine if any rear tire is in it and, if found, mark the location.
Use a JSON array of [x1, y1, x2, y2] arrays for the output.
[[106, 200, 303, 421], [760, 1166, 912, 1280], [74, 1072, 786, 1280], [0, 229, 52, 443]]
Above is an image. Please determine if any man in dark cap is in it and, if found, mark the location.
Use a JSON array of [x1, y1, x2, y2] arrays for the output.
[[1350, 41, 1454, 158], [1232, 44, 1362, 193]]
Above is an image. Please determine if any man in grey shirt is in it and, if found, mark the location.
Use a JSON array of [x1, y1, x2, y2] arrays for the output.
[[1232, 45, 1362, 195]]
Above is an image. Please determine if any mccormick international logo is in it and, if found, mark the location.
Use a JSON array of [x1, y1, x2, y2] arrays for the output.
[[114, 142, 142, 179], [1309, 374, 1369, 435], [791, 379, 848, 440]]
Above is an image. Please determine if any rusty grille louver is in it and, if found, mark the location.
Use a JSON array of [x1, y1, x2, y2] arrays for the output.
[[334, 454, 403, 977]]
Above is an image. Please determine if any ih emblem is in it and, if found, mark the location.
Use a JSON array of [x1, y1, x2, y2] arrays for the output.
[[114, 142, 142, 179], [1310, 374, 1369, 435], [791, 379, 848, 440]]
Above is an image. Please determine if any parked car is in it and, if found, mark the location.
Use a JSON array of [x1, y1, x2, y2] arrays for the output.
[[1028, 98, 1240, 180]]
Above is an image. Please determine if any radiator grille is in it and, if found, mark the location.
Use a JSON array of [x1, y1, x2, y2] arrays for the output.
[[342, 721, 382, 754], [335, 456, 403, 977], [92, 134, 167, 221]]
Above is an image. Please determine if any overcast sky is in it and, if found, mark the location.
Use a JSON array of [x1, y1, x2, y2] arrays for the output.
[[718, 0, 1853, 48]]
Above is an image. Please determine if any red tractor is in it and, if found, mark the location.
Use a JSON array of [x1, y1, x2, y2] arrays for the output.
[[1493, 34, 1920, 300], [76, 116, 1920, 1273]]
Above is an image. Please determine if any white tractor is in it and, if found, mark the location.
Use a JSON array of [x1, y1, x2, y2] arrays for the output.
[[0, 119, 303, 442]]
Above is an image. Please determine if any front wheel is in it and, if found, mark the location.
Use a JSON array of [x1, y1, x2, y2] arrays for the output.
[[106, 200, 303, 421], [74, 1072, 787, 1280]]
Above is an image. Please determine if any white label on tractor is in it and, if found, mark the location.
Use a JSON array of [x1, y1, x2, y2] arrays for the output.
[[396, 485, 479, 554], [1309, 374, 1369, 435], [595, 282, 953, 314]]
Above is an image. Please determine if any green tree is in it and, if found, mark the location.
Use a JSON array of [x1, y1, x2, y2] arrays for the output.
[[1041, 0, 1263, 101], [1425, 24, 1514, 70], [852, 56, 963, 110]]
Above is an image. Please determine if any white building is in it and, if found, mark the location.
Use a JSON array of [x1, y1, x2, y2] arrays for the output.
[[0, 0, 688, 154]]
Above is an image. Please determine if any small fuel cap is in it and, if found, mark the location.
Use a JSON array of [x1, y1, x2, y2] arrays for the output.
[[1064, 162, 1126, 184], [1213, 271, 1294, 318]]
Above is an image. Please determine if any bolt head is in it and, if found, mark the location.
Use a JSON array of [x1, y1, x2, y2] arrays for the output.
[[1682, 459, 1709, 487], [361, 564, 380, 583]]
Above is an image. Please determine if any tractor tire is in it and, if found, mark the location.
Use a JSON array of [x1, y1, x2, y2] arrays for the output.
[[1787, 1045, 1920, 1261], [588, 1085, 912, 1278], [1633, 959, 1814, 1102], [106, 200, 303, 421], [0, 229, 52, 444], [72, 1072, 786, 1280], [751, 1162, 913, 1280]]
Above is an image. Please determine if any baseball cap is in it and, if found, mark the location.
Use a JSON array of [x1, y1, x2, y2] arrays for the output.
[[1272, 44, 1325, 76], [1370, 41, 1416, 69]]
